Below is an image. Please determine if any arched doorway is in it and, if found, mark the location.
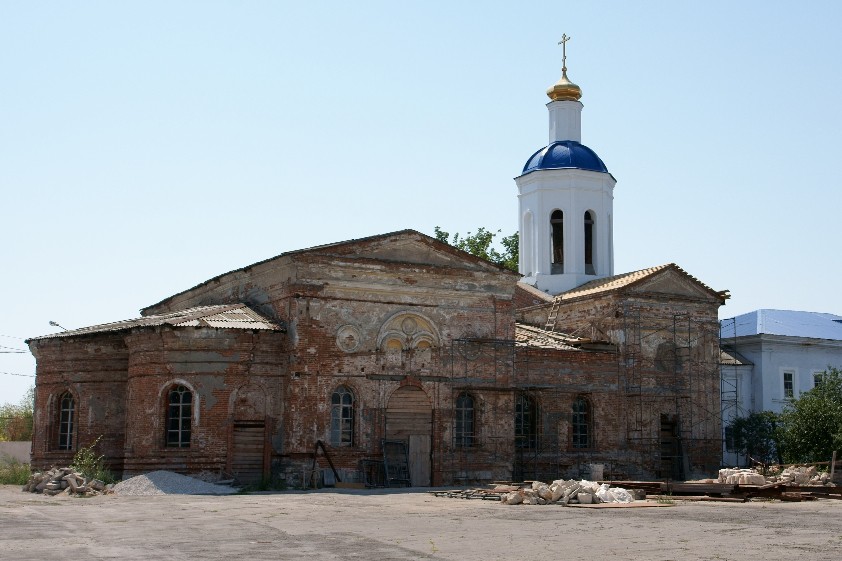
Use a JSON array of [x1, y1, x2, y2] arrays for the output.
[[230, 384, 268, 485], [385, 386, 432, 486]]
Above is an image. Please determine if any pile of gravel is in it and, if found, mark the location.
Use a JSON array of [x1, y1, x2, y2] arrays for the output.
[[113, 470, 238, 496]]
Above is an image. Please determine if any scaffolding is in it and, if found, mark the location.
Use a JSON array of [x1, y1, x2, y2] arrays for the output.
[[439, 301, 726, 484], [618, 303, 723, 480], [719, 317, 750, 465]]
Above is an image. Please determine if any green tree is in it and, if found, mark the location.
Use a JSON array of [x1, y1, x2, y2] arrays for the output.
[[727, 411, 781, 465], [777, 367, 842, 463], [0, 386, 34, 441], [434, 226, 519, 273]]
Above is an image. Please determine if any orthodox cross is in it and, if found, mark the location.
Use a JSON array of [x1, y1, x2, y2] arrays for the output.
[[558, 34, 571, 74]]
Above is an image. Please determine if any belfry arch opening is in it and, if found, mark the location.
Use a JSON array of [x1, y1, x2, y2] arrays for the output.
[[550, 210, 564, 274], [584, 210, 595, 275]]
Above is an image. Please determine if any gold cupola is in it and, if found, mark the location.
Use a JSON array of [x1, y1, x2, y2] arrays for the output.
[[546, 70, 582, 101], [547, 34, 582, 102]]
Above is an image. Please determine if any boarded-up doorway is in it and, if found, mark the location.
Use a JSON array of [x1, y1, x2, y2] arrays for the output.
[[232, 421, 266, 485], [385, 386, 432, 486], [659, 414, 685, 481]]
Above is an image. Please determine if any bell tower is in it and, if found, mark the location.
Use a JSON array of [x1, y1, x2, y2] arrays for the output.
[[516, 36, 616, 295]]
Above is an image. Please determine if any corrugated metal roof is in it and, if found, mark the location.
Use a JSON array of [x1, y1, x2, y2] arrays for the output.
[[29, 304, 283, 341], [721, 309, 842, 341]]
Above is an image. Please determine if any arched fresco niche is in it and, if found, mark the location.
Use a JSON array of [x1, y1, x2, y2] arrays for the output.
[[231, 383, 268, 421], [377, 312, 440, 369]]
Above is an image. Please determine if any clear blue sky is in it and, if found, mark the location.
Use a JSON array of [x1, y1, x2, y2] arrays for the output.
[[2, 1, 840, 404]]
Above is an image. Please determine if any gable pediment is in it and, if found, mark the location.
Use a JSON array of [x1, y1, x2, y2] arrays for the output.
[[306, 231, 506, 273], [628, 268, 718, 301]]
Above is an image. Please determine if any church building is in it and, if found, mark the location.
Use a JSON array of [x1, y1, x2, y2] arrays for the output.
[[28, 49, 728, 486]]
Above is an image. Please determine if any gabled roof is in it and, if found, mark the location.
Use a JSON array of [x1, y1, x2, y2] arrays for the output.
[[142, 229, 517, 315], [515, 282, 555, 304], [721, 309, 842, 341], [28, 304, 282, 342], [553, 263, 728, 303], [720, 348, 753, 366]]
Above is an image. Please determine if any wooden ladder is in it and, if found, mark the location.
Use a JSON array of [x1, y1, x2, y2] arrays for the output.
[[545, 298, 560, 332]]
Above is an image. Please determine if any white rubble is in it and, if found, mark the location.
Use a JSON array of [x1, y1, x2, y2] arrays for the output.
[[502, 479, 635, 506], [718, 465, 835, 486], [113, 470, 238, 496]]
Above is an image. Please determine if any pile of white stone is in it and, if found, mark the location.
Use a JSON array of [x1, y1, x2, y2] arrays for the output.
[[769, 465, 835, 486], [22, 467, 111, 497], [112, 470, 238, 496], [718, 468, 767, 485], [718, 466, 836, 486], [501, 479, 635, 506]]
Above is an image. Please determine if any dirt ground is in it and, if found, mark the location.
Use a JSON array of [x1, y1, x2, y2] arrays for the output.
[[1, 485, 841, 561]]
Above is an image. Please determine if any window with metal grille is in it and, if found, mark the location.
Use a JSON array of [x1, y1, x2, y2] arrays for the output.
[[515, 393, 538, 449], [58, 392, 75, 451], [454, 393, 475, 447], [571, 396, 590, 449], [166, 385, 192, 448], [330, 386, 354, 446]]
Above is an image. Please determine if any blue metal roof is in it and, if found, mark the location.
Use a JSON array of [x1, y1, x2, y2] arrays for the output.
[[522, 140, 609, 174], [721, 309, 842, 341]]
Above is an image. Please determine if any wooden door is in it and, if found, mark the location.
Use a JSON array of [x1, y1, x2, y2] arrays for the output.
[[385, 386, 432, 486], [232, 422, 266, 485], [408, 434, 431, 487]]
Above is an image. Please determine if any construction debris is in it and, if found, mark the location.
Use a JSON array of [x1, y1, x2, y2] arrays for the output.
[[718, 466, 836, 487], [22, 467, 112, 497], [433, 480, 635, 506], [435, 465, 841, 505]]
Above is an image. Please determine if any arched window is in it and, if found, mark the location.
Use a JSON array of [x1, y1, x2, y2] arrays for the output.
[[166, 385, 192, 448], [330, 386, 354, 446], [522, 211, 534, 276], [515, 393, 538, 449], [584, 211, 595, 275], [572, 396, 590, 449], [454, 393, 475, 447], [550, 210, 564, 274], [57, 392, 75, 451]]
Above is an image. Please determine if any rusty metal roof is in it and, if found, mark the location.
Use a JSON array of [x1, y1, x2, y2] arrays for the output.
[[720, 348, 753, 366], [554, 263, 727, 303], [515, 323, 582, 351], [29, 304, 283, 341]]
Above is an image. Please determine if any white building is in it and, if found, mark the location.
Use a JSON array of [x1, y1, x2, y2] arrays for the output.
[[516, 50, 616, 295], [720, 309, 842, 465]]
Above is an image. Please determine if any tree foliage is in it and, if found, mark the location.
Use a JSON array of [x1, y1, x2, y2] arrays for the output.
[[0, 386, 34, 441], [434, 226, 519, 273], [777, 367, 842, 463], [727, 411, 781, 465]]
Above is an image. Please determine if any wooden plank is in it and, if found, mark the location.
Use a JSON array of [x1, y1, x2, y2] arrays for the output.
[[568, 502, 674, 508], [409, 434, 431, 487], [232, 424, 265, 485]]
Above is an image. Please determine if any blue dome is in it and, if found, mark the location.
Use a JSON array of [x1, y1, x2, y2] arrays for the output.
[[522, 140, 608, 174]]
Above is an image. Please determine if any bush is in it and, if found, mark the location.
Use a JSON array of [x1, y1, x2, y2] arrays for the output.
[[0, 387, 34, 441], [70, 436, 116, 484], [778, 368, 842, 463], [726, 411, 782, 465], [0, 458, 31, 485]]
